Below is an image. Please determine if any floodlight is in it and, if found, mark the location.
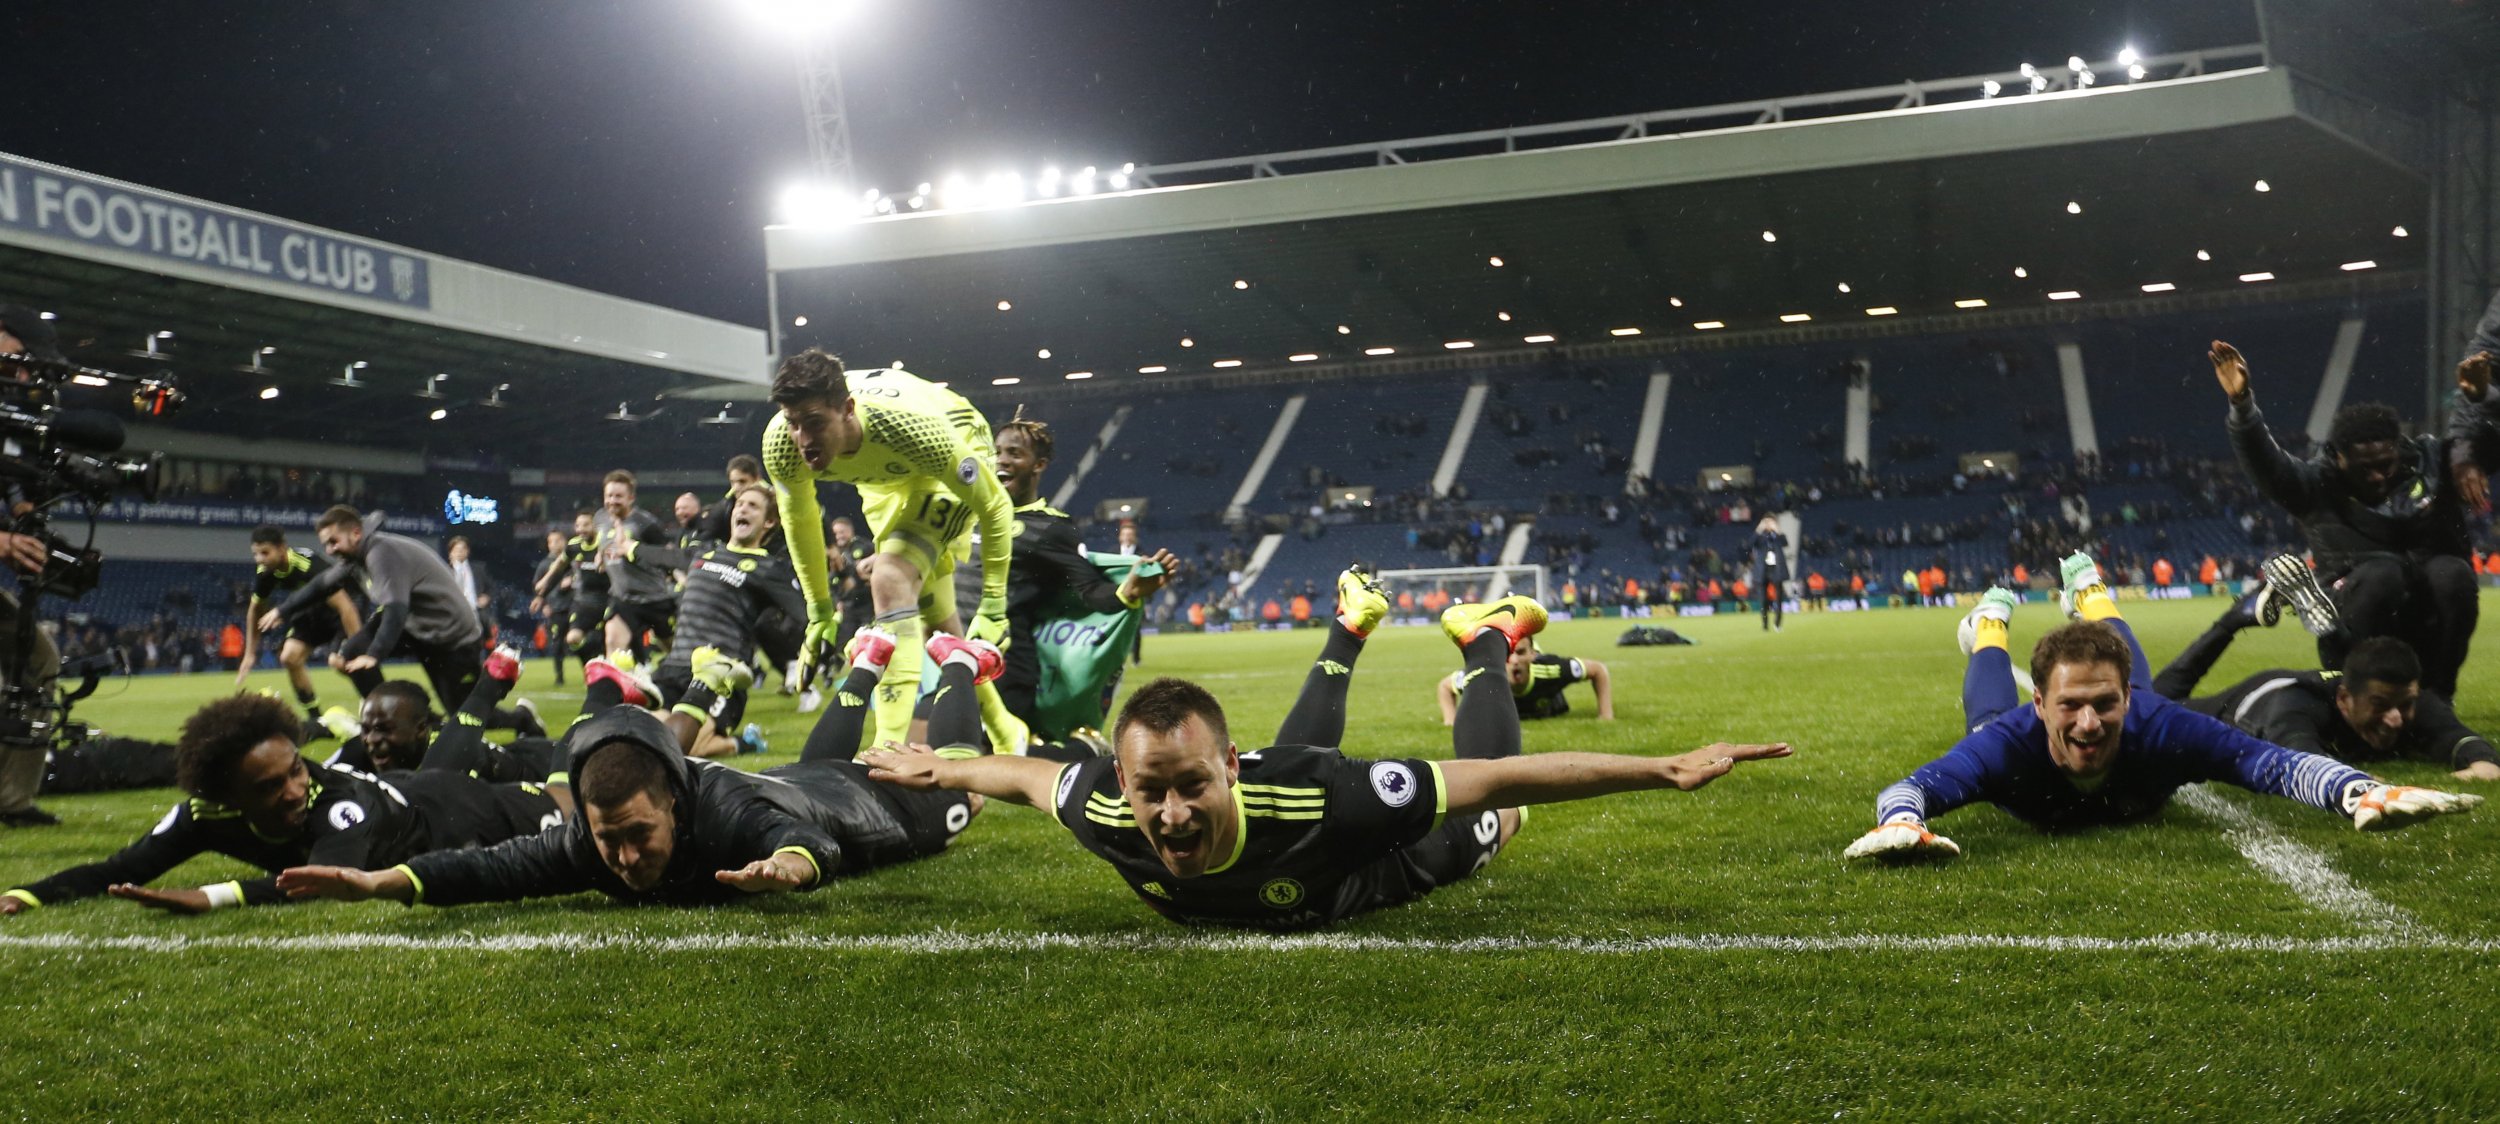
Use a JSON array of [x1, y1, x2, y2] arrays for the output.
[[1779, 313, 1811, 322], [1289, 353, 1318, 362], [2117, 46, 2140, 67], [259, 386, 280, 400], [2048, 291, 2081, 300], [2340, 261, 2376, 271], [1212, 359, 1243, 368], [2238, 272, 2274, 283], [1138, 365, 1168, 374], [2141, 282, 2176, 292], [1692, 321, 1725, 330], [2196, 249, 2211, 261], [1363, 347, 1395, 356]]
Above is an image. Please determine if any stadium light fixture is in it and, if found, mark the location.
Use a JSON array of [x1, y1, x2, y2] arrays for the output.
[[1233, 279, 1249, 290], [1036, 348, 1051, 359], [1836, 282, 1852, 294], [793, 315, 809, 327], [2253, 180, 2271, 192], [1137, 365, 1168, 374], [2065, 201, 2082, 215], [1982, 79, 2001, 98], [1289, 353, 1319, 362], [2196, 249, 2211, 261], [429, 408, 448, 421], [992, 377, 1020, 386], [1444, 341, 1476, 350], [1497, 311, 1512, 322], [1668, 297, 1684, 308], [1523, 334, 1556, 344], [1863, 306, 1898, 316], [1761, 230, 1777, 243], [1180, 337, 1194, 348], [1488, 256, 1505, 267], [2238, 272, 2274, 283], [1213, 359, 1243, 368], [1364, 346, 1396, 356], [259, 386, 280, 400], [331, 361, 369, 388], [1692, 321, 1725, 330], [1336, 325, 1351, 334], [2020, 63, 2037, 78], [2141, 282, 2176, 292], [1065, 371, 1093, 380], [2117, 46, 2140, 67], [1779, 313, 1811, 322], [485, 384, 510, 408], [1954, 299, 1988, 309], [2392, 225, 2409, 237], [2068, 56, 2086, 72], [2128, 63, 2147, 80], [2014, 266, 2029, 278], [1609, 328, 1642, 337], [36, 311, 53, 320], [2048, 290, 2082, 300], [997, 300, 1012, 311], [417, 372, 449, 399], [2341, 261, 2377, 271]]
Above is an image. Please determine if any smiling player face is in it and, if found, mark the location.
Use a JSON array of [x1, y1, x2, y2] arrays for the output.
[[1114, 714, 1240, 879], [2037, 659, 2129, 780]]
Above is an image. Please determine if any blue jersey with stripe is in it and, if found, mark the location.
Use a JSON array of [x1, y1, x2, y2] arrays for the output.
[[1879, 690, 2372, 830]]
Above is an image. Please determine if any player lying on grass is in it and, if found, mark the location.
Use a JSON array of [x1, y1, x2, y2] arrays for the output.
[[1843, 553, 2482, 862], [1434, 634, 1612, 725], [321, 678, 564, 784], [276, 632, 993, 908], [1, 652, 567, 917], [603, 483, 800, 758], [867, 572, 1787, 929], [763, 348, 1028, 755], [2149, 583, 2498, 781]]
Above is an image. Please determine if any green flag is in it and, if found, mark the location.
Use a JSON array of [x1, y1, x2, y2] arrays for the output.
[[1029, 552, 1161, 740]]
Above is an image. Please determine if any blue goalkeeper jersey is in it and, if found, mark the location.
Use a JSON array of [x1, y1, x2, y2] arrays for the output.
[[1879, 690, 2373, 830]]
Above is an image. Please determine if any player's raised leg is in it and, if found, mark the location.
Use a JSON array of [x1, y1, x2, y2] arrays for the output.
[[1958, 586, 2022, 732], [1271, 565, 1389, 749], [924, 633, 1002, 758], [798, 627, 896, 765]]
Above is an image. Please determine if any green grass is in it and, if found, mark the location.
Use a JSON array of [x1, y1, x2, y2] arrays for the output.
[[6, 594, 2500, 1120]]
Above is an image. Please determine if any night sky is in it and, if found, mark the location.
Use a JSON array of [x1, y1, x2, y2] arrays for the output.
[[8, 1, 2262, 326]]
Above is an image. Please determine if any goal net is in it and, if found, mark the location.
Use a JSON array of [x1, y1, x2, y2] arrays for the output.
[[1370, 564, 1551, 621]]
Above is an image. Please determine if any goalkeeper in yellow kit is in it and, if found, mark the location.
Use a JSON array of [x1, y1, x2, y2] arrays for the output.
[[762, 349, 1025, 753]]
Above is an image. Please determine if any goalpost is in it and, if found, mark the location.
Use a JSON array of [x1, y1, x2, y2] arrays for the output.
[[1370, 564, 1551, 614]]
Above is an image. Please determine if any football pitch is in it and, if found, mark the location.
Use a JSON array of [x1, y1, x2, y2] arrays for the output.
[[5, 594, 2498, 1119]]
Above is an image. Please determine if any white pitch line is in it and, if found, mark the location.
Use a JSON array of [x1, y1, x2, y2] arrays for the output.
[[1, 930, 2488, 956], [2176, 785, 2430, 938]]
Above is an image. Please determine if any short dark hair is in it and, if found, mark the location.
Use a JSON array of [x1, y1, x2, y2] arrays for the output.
[[770, 348, 850, 409], [249, 525, 287, 547], [2343, 636, 2422, 692], [176, 694, 304, 800], [368, 679, 434, 719], [2327, 403, 2405, 452], [1113, 677, 1230, 749], [2029, 620, 2133, 692], [999, 406, 1054, 463], [315, 505, 363, 532], [579, 742, 672, 810], [603, 469, 637, 492], [726, 454, 763, 478]]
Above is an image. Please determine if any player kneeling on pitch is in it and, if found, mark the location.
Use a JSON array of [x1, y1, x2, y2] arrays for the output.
[[277, 632, 996, 908], [2, 653, 566, 916], [1843, 553, 2480, 863], [867, 570, 1787, 929]]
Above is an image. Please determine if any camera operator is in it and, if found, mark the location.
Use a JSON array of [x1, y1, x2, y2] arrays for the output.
[[0, 306, 66, 828]]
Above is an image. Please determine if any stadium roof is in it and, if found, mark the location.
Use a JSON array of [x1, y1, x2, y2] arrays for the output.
[[762, 46, 2430, 398], [0, 149, 767, 454]]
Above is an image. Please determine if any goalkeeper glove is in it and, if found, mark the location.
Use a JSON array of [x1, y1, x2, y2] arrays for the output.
[[2348, 783, 2484, 831], [1842, 816, 1961, 861], [796, 602, 842, 682], [968, 597, 1010, 650]]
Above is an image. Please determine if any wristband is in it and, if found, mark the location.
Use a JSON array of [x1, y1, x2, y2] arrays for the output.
[[2, 889, 38, 910], [202, 881, 245, 910]]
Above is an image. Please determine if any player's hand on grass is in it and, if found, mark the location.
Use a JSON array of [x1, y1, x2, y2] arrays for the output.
[[862, 744, 944, 790], [0, 895, 27, 917], [2209, 340, 2252, 402], [1662, 742, 1790, 790], [715, 851, 816, 893], [1842, 816, 1962, 862], [109, 884, 212, 914], [2452, 761, 2500, 782], [2350, 784, 2483, 831], [277, 865, 381, 902]]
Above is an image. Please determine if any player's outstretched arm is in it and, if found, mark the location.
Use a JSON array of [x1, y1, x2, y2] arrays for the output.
[[277, 865, 417, 904], [864, 744, 1063, 811], [2349, 782, 2483, 831], [1437, 743, 1790, 817], [1584, 658, 1615, 721], [714, 849, 819, 894]]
